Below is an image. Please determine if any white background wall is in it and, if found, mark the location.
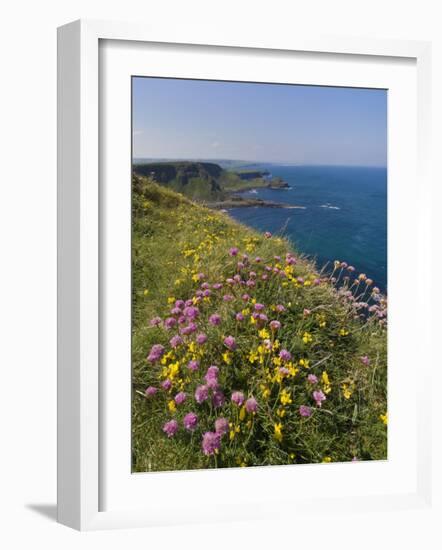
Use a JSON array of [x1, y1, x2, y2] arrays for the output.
[[0, 1, 440, 547]]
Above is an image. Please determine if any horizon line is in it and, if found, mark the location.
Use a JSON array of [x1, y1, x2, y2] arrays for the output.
[[132, 157, 387, 169]]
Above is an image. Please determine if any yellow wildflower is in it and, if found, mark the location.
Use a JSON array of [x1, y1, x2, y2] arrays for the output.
[[302, 332, 313, 344], [143, 289, 149, 296], [229, 424, 240, 440], [299, 358, 310, 369], [222, 351, 232, 365], [317, 314, 327, 328], [258, 328, 270, 339], [322, 456, 332, 463], [380, 413, 388, 425], [342, 383, 352, 400], [322, 371, 332, 394], [339, 328, 349, 336], [167, 296, 175, 304], [188, 341, 197, 354], [274, 423, 283, 442], [260, 385, 270, 399], [168, 400, 176, 414], [168, 362, 179, 379], [288, 363, 299, 377], [280, 388, 292, 405]]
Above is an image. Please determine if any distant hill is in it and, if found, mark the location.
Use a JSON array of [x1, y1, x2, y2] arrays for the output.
[[133, 161, 288, 201]]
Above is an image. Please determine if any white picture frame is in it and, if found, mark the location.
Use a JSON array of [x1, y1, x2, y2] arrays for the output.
[[57, 19, 433, 531]]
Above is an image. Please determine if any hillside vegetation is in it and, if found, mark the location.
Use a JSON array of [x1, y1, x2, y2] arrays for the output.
[[132, 175, 387, 472], [133, 161, 285, 201]]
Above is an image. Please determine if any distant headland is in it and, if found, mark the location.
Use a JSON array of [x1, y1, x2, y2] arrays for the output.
[[132, 161, 293, 208]]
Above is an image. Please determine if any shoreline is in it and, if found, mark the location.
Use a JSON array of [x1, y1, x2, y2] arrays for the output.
[[206, 198, 306, 210]]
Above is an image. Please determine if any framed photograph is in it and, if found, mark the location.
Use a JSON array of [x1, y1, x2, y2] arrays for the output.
[[57, 19, 432, 530]]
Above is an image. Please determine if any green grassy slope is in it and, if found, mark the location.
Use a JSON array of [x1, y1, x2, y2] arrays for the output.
[[132, 176, 387, 471]]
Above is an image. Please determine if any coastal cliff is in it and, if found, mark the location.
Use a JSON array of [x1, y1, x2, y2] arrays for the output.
[[133, 161, 289, 203]]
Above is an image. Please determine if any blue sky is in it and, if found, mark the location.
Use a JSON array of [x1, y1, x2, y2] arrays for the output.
[[132, 77, 387, 166]]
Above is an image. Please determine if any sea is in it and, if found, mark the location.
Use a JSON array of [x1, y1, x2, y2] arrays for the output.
[[227, 165, 387, 294]]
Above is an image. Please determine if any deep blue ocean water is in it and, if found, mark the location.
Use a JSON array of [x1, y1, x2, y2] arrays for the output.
[[228, 165, 387, 293]]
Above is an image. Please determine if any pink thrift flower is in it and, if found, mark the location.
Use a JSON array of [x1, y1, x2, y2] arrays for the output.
[[299, 405, 312, 417], [183, 306, 199, 319], [279, 349, 292, 362], [183, 412, 198, 431], [229, 247, 239, 257], [161, 379, 172, 391], [224, 336, 236, 350], [164, 317, 177, 330], [144, 386, 157, 398], [313, 390, 326, 407], [270, 320, 281, 331], [245, 397, 258, 413], [195, 385, 209, 404], [149, 317, 162, 327], [214, 417, 229, 435], [360, 355, 370, 366], [174, 392, 187, 405], [163, 419, 178, 438], [231, 391, 245, 406], [187, 360, 199, 372], [170, 335, 183, 348], [147, 344, 165, 363], [209, 313, 221, 326], [196, 333, 208, 345], [212, 390, 225, 408], [201, 431, 221, 456], [307, 374, 318, 384]]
